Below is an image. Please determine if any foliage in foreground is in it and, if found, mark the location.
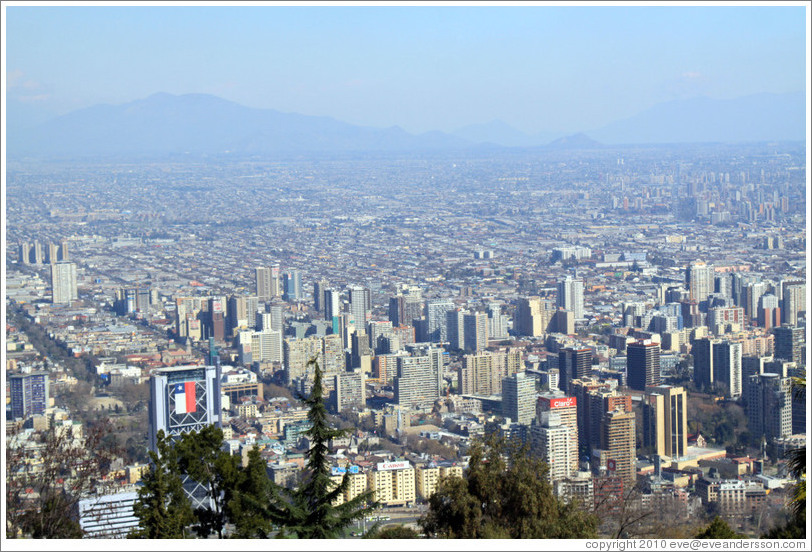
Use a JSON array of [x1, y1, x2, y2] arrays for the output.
[[694, 516, 745, 539], [267, 359, 376, 538], [420, 434, 599, 538], [6, 421, 118, 538]]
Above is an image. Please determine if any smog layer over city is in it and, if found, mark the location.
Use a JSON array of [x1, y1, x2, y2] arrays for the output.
[[2, 1, 809, 546]]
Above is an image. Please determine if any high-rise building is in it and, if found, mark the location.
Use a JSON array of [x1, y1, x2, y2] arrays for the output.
[[713, 340, 742, 398], [389, 296, 407, 327], [571, 378, 610, 449], [781, 282, 805, 326], [686, 261, 714, 306], [514, 297, 554, 337], [348, 285, 371, 326], [531, 411, 574, 483], [313, 280, 328, 314], [9, 372, 49, 420], [502, 372, 536, 425], [744, 281, 769, 321], [446, 309, 464, 350], [557, 276, 584, 320], [255, 267, 273, 302], [601, 409, 636, 484], [537, 393, 579, 473], [394, 353, 441, 410], [332, 369, 366, 413], [462, 311, 488, 352], [773, 326, 804, 364], [586, 389, 632, 451], [746, 373, 792, 444], [149, 365, 222, 451], [459, 351, 511, 396], [757, 294, 781, 330], [627, 340, 661, 391], [283, 270, 303, 302], [323, 288, 341, 326], [149, 365, 222, 510], [283, 336, 324, 384], [558, 347, 592, 394], [425, 299, 454, 342], [51, 261, 78, 305], [487, 303, 509, 339], [693, 337, 714, 390], [643, 385, 687, 460], [237, 329, 283, 365]]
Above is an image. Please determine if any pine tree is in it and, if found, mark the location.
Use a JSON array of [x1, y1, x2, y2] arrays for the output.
[[131, 430, 195, 538], [269, 359, 376, 538], [227, 446, 275, 538]]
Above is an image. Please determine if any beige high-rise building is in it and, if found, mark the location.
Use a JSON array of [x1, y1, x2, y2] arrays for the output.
[[602, 409, 636, 484], [515, 297, 554, 337], [459, 351, 505, 396], [367, 462, 416, 505], [644, 385, 688, 460]]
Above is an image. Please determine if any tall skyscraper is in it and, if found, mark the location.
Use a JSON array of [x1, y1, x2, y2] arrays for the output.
[[781, 282, 805, 326], [323, 288, 341, 327], [531, 411, 574, 483], [348, 285, 371, 326], [514, 296, 554, 337], [502, 372, 536, 425], [602, 409, 636, 484], [643, 385, 687, 460], [686, 261, 714, 306], [425, 298, 454, 342], [283, 270, 302, 302], [462, 311, 488, 352], [9, 372, 49, 420], [746, 373, 792, 443], [394, 353, 441, 410], [557, 276, 584, 320], [313, 280, 328, 314], [537, 393, 579, 473], [255, 267, 273, 302], [713, 340, 742, 398], [51, 261, 78, 305], [459, 351, 503, 396], [773, 326, 804, 364], [693, 337, 714, 390], [757, 294, 781, 330], [627, 340, 661, 391], [744, 281, 769, 321], [558, 347, 592, 394]]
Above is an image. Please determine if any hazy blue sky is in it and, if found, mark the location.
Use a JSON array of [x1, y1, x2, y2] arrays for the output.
[[5, 3, 808, 135]]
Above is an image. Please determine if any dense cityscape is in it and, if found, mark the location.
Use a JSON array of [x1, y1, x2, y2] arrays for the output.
[[4, 141, 807, 540]]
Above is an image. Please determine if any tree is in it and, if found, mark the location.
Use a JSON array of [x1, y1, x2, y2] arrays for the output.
[[6, 420, 119, 538], [374, 525, 420, 538], [268, 359, 376, 538], [694, 516, 744, 539], [130, 430, 195, 538], [175, 425, 239, 538], [227, 446, 275, 538], [420, 434, 599, 538]]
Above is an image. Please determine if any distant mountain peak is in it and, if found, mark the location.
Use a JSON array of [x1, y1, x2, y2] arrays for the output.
[[546, 132, 602, 149]]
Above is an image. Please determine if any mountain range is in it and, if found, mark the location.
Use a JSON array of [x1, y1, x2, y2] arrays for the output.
[[8, 91, 805, 159]]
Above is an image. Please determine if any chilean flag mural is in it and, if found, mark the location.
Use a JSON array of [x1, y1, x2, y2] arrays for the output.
[[174, 382, 197, 414]]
